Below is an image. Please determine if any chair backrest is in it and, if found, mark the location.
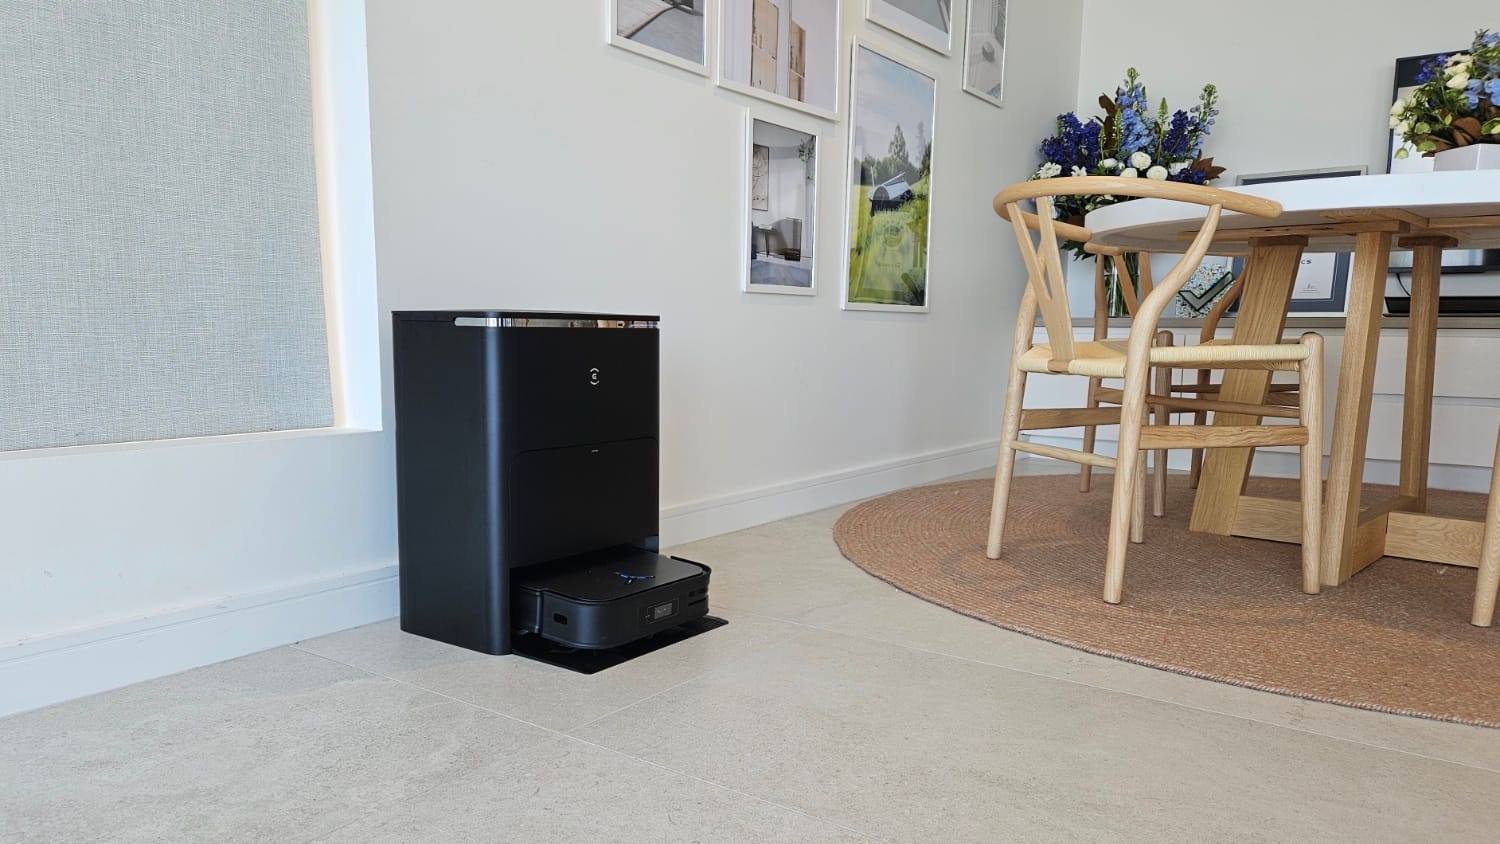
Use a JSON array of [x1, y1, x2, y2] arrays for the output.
[[994, 177, 1281, 372]]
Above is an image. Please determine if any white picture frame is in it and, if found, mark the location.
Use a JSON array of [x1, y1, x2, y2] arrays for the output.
[[865, 0, 953, 56], [961, 0, 1006, 107], [716, 0, 842, 121], [607, 0, 713, 77], [742, 112, 821, 296], [841, 40, 938, 313]]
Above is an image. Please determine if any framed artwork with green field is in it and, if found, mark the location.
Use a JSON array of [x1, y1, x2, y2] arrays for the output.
[[842, 42, 936, 312]]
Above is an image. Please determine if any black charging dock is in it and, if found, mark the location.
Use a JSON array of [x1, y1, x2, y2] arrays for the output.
[[392, 311, 724, 673]]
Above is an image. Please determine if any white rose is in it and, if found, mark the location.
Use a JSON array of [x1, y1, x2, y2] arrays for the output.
[[1389, 115, 1402, 129], [1099, 158, 1119, 170], [1036, 162, 1062, 179], [1129, 151, 1152, 170], [1448, 72, 1471, 90], [1120, 167, 1139, 178], [1448, 52, 1474, 66], [1071, 166, 1088, 177], [1168, 161, 1190, 175], [1390, 100, 1406, 117], [1146, 166, 1169, 180], [1396, 120, 1411, 136]]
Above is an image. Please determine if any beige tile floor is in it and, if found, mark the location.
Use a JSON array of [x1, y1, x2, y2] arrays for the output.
[[3, 460, 1498, 842]]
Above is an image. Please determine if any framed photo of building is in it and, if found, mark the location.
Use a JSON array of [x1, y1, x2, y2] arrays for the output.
[[962, 0, 1007, 107], [719, 0, 841, 120], [842, 42, 937, 312], [608, 0, 711, 76], [743, 114, 820, 295], [866, 0, 953, 56]]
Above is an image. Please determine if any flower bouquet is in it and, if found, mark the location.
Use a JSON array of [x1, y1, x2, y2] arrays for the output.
[[1390, 30, 1500, 159], [1031, 68, 1226, 313]]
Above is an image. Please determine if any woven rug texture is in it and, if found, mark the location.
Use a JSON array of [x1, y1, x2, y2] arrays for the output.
[[833, 474, 1500, 728]]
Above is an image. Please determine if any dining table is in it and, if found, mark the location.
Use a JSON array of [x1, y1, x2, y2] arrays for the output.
[[1086, 170, 1500, 587]]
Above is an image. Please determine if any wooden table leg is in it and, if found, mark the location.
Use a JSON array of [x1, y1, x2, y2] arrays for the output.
[[1322, 231, 1393, 585], [1189, 236, 1307, 534], [1397, 237, 1456, 513]]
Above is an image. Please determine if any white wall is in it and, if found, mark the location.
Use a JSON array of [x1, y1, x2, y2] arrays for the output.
[[1076, 0, 1496, 182], [3, 0, 1085, 716], [0, 1, 395, 717], [366, 0, 1084, 540]]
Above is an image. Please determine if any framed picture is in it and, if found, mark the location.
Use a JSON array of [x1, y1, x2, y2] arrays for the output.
[[608, 0, 711, 76], [718, 0, 841, 119], [961, 0, 1007, 107], [1230, 167, 1367, 316], [866, 0, 953, 56], [743, 115, 820, 295], [843, 42, 937, 312]]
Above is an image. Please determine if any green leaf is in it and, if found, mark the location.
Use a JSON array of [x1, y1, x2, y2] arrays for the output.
[[1418, 140, 1439, 152]]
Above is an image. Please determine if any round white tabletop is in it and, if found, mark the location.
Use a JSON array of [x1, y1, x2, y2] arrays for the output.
[[1085, 170, 1500, 255]]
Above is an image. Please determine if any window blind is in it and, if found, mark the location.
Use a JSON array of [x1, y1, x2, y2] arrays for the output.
[[0, 0, 333, 451]]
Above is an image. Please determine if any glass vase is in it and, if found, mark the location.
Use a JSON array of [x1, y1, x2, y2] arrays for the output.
[[1103, 253, 1142, 318]]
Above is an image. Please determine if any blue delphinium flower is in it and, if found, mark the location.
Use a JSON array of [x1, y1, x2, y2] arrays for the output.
[[1415, 54, 1449, 86], [1487, 78, 1500, 107]]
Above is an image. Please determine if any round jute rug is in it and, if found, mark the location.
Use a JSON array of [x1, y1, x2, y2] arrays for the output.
[[833, 474, 1500, 728]]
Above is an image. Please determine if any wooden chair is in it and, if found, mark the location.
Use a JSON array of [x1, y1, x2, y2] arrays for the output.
[[987, 176, 1325, 604], [1473, 429, 1500, 627], [1077, 249, 1306, 497]]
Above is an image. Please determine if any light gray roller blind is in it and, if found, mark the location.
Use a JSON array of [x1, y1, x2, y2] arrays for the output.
[[0, 0, 333, 451]]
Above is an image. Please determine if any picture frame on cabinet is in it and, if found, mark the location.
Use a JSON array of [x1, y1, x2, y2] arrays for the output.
[[608, 0, 712, 77], [961, 0, 1006, 107], [865, 0, 953, 56], [1228, 166, 1368, 316], [743, 113, 821, 295], [842, 41, 938, 312], [718, 0, 842, 120]]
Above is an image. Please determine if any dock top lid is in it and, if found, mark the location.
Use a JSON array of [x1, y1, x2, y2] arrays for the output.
[[394, 310, 659, 326]]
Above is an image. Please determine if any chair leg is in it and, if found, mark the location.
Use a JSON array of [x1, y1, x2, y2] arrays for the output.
[[1152, 332, 1173, 517], [1079, 377, 1102, 493], [1105, 385, 1147, 604], [1189, 368, 1210, 488], [1298, 333, 1324, 595], [986, 369, 1029, 560], [1132, 449, 1147, 543], [1473, 429, 1500, 626]]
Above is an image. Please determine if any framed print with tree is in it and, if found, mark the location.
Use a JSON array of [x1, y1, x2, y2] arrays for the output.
[[962, 0, 1007, 107], [1229, 166, 1367, 316], [718, 0, 841, 120], [843, 42, 937, 312], [743, 114, 820, 295], [608, 0, 711, 76], [866, 0, 953, 56]]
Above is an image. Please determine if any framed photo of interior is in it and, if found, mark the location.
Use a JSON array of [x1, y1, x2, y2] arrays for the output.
[[607, 0, 712, 76], [743, 114, 820, 295], [1229, 166, 1367, 316], [866, 0, 954, 55], [718, 0, 841, 119], [842, 42, 937, 312], [962, 0, 1007, 107]]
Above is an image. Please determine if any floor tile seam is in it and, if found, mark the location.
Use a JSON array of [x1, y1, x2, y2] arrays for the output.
[[771, 619, 1500, 775], [285, 646, 566, 736], [558, 625, 826, 734], [553, 732, 887, 842]]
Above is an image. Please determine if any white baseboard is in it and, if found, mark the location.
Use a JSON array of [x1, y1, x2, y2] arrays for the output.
[[660, 440, 1001, 546], [0, 564, 398, 718]]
